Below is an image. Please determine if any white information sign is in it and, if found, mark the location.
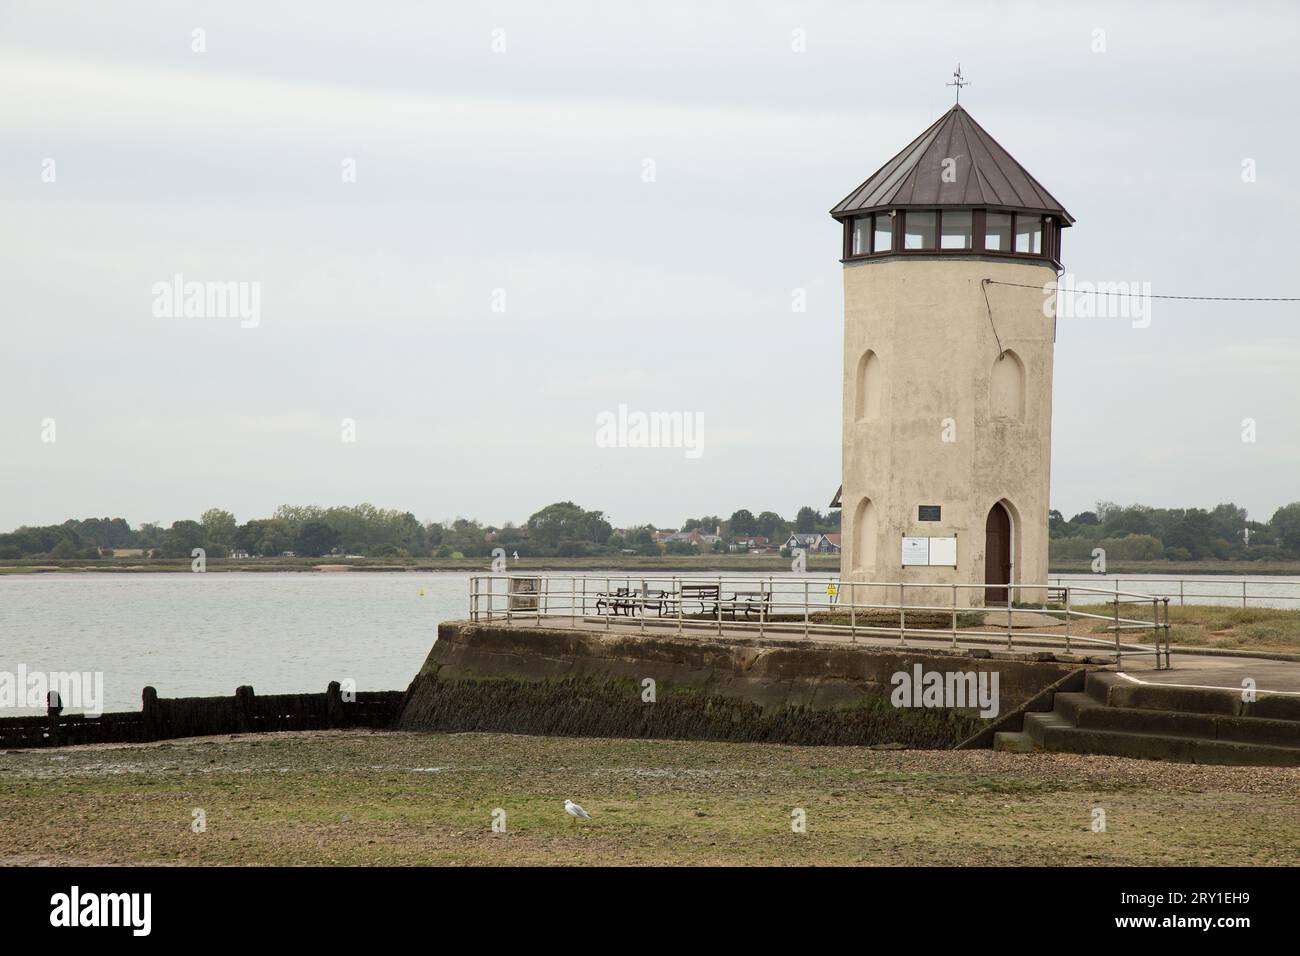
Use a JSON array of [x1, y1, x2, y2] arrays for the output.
[[900, 536, 958, 567], [928, 536, 958, 567], [901, 536, 930, 566]]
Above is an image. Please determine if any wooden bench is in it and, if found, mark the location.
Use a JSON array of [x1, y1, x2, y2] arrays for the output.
[[722, 590, 771, 620], [595, 587, 634, 616], [673, 584, 720, 617], [596, 587, 673, 617]]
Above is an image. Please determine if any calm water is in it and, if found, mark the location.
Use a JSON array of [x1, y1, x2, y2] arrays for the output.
[[3, 570, 1298, 716], [1047, 573, 1300, 608], [0, 572, 468, 715]]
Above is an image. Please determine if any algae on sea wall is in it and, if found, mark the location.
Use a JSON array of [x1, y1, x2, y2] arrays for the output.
[[396, 672, 985, 748]]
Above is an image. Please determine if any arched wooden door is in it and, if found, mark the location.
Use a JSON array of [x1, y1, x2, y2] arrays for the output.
[[984, 503, 1012, 604]]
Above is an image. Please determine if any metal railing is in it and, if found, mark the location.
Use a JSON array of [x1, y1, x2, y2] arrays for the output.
[[468, 575, 1172, 669], [1049, 576, 1300, 609]]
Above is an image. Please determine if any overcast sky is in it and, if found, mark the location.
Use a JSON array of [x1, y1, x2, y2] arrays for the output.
[[2, 0, 1297, 532]]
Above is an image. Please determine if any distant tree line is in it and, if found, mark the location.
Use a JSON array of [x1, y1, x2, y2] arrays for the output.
[[1049, 501, 1300, 562], [0, 501, 842, 560], [6, 499, 1297, 563]]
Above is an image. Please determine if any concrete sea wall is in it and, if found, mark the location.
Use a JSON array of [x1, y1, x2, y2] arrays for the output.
[[396, 622, 1083, 748]]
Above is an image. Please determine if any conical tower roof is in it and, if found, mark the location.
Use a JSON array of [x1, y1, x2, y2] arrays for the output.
[[830, 105, 1073, 224]]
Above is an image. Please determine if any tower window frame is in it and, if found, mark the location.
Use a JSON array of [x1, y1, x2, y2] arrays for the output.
[[1014, 213, 1044, 254], [846, 211, 895, 258], [902, 210, 937, 250], [939, 210, 974, 250], [841, 208, 1063, 266], [983, 211, 1012, 252]]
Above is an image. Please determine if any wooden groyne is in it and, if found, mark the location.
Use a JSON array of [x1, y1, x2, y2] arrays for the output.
[[0, 682, 404, 749]]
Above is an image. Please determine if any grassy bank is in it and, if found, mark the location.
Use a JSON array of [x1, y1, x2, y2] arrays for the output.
[[0, 731, 1295, 866], [1093, 604, 1300, 655], [1048, 559, 1300, 576]]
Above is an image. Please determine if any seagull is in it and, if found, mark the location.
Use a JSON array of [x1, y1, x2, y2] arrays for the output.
[[564, 799, 590, 822]]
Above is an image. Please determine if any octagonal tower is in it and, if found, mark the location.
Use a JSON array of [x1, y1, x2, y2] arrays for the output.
[[830, 104, 1074, 607]]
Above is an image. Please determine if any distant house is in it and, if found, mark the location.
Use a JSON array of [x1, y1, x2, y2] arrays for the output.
[[730, 536, 769, 552], [229, 549, 252, 559], [783, 533, 822, 552], [665, 529, 719, 550], [782, 533, 841, 554]]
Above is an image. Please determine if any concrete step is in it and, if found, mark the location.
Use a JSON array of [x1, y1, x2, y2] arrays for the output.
[[1084, 671, 1300, 721], [1056, 691, 1216, 738], [1085, 671, 1123, 704], [1030, 720, 1300, 766], [1023, 710, 1074, 747], [1051, 691, 1097, 724], [994, 671, 1300, 766], [1056, 691, 1300, 747], [993, 730, 1039, 753]]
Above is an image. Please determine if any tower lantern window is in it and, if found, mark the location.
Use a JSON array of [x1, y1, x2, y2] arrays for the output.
[[984, 212, 1012, 251], [1015, 214, 1043, 254], [872, 213, 893, 253], [940, 210, 973, 249], [852, 217, 870, 255], [904, 211, 936, 250]]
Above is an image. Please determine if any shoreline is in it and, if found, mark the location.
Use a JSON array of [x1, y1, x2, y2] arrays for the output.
[[3, 558, 1300, 576]]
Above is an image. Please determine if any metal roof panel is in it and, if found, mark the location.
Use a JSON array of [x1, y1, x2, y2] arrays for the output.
[[830, 105, 1074, 223]]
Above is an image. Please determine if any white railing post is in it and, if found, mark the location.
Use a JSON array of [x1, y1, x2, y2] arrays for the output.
[[1064, 587, 1072, 654], [1113, 595, 1122, 667], [1162, 597, 1172, 669], [803, 580, 809, 637], [1006, 592, 1013, 650], [850, 581, 856, 643], [899, 583, 906, 645], [1156, 597, 1163, 669], [951, 583, 958, 649], [676, 575, 683, 635], [717, 575, 723, 636]]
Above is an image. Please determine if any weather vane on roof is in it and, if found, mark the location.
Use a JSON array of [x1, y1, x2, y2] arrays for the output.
[[946, 63, 969, 104]]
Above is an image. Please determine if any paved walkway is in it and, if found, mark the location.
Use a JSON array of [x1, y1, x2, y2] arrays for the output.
[[1117, 655, 1300, 695]]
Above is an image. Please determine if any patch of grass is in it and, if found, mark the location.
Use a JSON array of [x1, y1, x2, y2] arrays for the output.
[[1090, 604, 1300, 653], [1050, 560, 1300, 575], [805, 610, 987, 629]]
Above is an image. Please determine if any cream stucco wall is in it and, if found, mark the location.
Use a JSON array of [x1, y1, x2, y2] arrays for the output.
[[840, 256, 1057, 607]]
